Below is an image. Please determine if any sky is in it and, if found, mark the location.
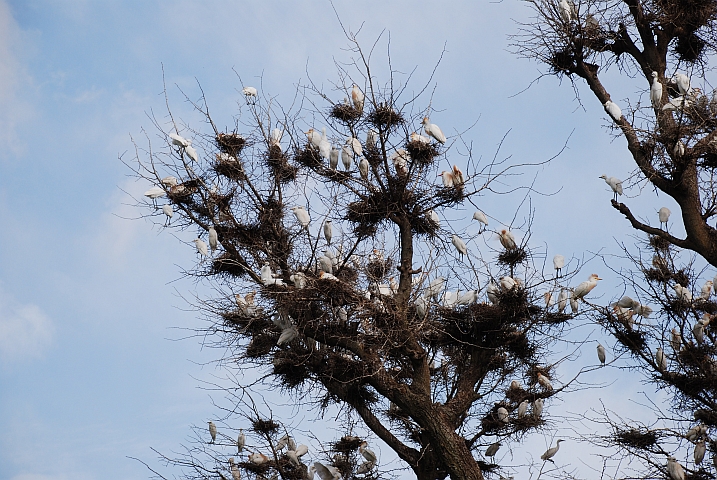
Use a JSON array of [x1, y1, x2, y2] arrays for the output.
[[0, 1, 702, 480]]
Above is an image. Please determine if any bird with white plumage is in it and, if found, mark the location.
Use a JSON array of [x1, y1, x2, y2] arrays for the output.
[[650, 71, 663, 108], [422, 117, 447, 144], [291, 206, 311, 230], [604, 100, 622, 121], [658, 207, 671, 229], [599, 175, 623, 201], [553, 254, 565, 276], [572, 274, 602, 301], [498, 229, 517, 250], [452, 234, 468, 258]]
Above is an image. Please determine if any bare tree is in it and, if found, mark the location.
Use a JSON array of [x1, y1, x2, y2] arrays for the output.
[[127, 34, 591, 480], [512, 1, 717, 477]]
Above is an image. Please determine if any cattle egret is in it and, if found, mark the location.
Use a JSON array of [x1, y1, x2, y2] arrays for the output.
[[278, 325, 298, 345], [452, 234, 468, 258], [366, 128, 378, 146], [667, 456, 685, 480], [597, 343, 606, 365], [237, 429, 246, 452], [673, 284, 692, 302], [700, 280, 713, 299], [570, 294, 579, 313], [487, 281, 500, 304], [473, 211, 488, 229], [599, 175, 623, 201], [169, 133, 190, 148], [185, 145, 199, 162], [261, 262, 285, 286], [617, 295, 638, 309], [359, 157, 369, 180], [319, 128, 331, 160], [518, 400, 529, 418], [161, 175, 179, 187], [658, 207, 671, 229], [320, 271, 339, 281], [329, 147, 339, 169], [243, 86, 258, 98], [415, 296, 428, 319], [422, 117, 447, 144], [410, 131, 430, 144], [557, 288, 568, 313], [287, 437, 296, 451], [323, 220, 333, 244], [348, 136, 363, 156], [145, 186, 166, 199], [650, 72, 663, 108], [695, 440, 706, 465], [295, 444, 309, 457], [314, 462, 341, 480], [162, 204, 173, 223], [497, 407, 509, 423], [498, 229, 517, 250], [360, 442, 377, 463], [276, 434, 290, 451], [306, 128, 322, 148], [456, 290, 478, 306], [553, 255, 565, 276], [693, 319, 706, 345], [544, 291, 554, 308], [356, 460, 375, 474], [426, 277, 445, 299], [485, 442, 501, 457], [208, 227, 218, 251], [572, 274, 602, 300], [291, 206, 310, 230], [500, 276, 517, 291], [318, 255, 333, 274], [439, 170, 455, 188], [537, 372, 553, 390], [673, 73, 691, 95], [670, 327, 681, 352], [656, 346, 667, 371], [392, 149, 408, 175], [452, 165, 465, 188], [534, 398, 544, 417], [194, 238, 208, 257], [604, 100, 622, 121], [663, 96, 692, 112], [285, 450, 300, 466], [341, 145, 352, 170], [442, 290, 457, 307], [351, 84, 364, 112], [208, 421, 217, 443], [270, 128, 283, 147], [249, 453, 269, 465], [230, 459, 241, 480], [635, 304, 653, 318], [541, 439, 564, 462]]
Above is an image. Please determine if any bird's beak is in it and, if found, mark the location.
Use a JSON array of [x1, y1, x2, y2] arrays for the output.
[[597, 277, 603, 281]]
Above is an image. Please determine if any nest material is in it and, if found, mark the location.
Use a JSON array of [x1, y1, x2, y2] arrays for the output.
[[266, 145, 298, 183], [330, 103, 362, 123], [649, 235, 672, 251], [332, 436, 363, 453], [273, 352, 310, 388], [695, 409, 717, 427], [367, 104, 404, 129], [434, 186, 465, 204], [294, 145, 323, 170], [365, 258, 393, 281], [246, 334, 277, 358], [406, 140, 440, 166], [251, 418, 280, 435], [614, 428, 658, 449], [216, 133, 247, 155], [549, 49, 577, 74], [364, 145, 383, 167], [213, 154, 246, 181], [497, 247, 528, 268], [613, 324, 647, 354], [410, 211, 440, 237], [211, 253, 248, 278]]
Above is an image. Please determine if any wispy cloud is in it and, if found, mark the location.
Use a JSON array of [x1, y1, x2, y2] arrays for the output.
[[0, 286, 53, 364]]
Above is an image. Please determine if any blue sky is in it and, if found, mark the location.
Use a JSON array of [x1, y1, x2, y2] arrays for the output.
[[0, 1, 699, 479]]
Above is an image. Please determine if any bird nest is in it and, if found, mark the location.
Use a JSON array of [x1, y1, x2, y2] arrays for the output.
[[294, 145, 322, 170], [246, 334, 278, 358], [498, 247, 528, 268], [433, 186, 465, 204], [611, 323, 647, 354], [544, 312, 572, 324], [549, 48, 577, 75], [210, 253, 248, 278], [614, 428, 658, 449], [476, 461, 499, 474], [364, 144, 383, 167], [216, 132, 247, 155], [273, 352, 310, 389], [367, 104, 404, 130], [330, 103, 362, 123], [365, 258, 394, 281], [332, 436, 364, 453], [410, 211, 439, 237], [213, 153, 246, 181], [251, 418, 280, 435], [265, 145, 298, 183], [694, 408, 717, 427], [649, 234, 672, 251], [406, 140, 440, 166]]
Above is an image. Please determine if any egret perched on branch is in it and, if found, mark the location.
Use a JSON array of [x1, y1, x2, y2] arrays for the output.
[[500, 276, 517, 292], [242, 86, 257, 103], [359, 157, 369, 180], [237, 429, 246, 453], [557, 288, 568, 312], [161, 175, 178, 187], [498, 229, 517, 250], [650, 72, 663, 108], [185, 144, 199, 162], [537, 372, 553, 390], [249, 453, 269, 465], [473, 211, 488, 231], [194, 238, 208, 257], [208, 421, 217, 444], [291, 206, 310, 230], [670, 327, 682, 352], [695, 440, 706, 465], [700, 280, 713, 299], [572, 274, 602, 300], [323, 220, 333, 245], [456, 290, 478, 305], [169, 133, 190, 148], [487, 281, 500, 304], [427, 209, 440, 227], [306, 129, 322, 148], [497, 407, 509, 423], [604, 100, 622, 121], [425, 277, 445, 300], [518, 400, 529, 418], [656, 346, 667, 371], [360, 441, 377, 463], [452, 234, 468, 259], [439, 170, 455, 188], [410, 131, 430, 144], [208, 227, 218, 252], [599, 175, 623, 201], [348, 136, 363, 156], [313, 462, 341, 480], [162, 204, 173, 224], [553, 254, 565, 276], [422, 117, 446, 144], [318, 254, 333, 274], [452, 165, 465, 188], [144, 186, 166, 200], [318, 128, 331, 160], [673, 72, 691, 95], [270, 128, 283, 148], [673, 283, 692, 302], [541, 439, 564, 462], [558, 0, 577, 22], [667, 456, 685, 480], [366, 128, 378, 147], [597, 343, 606, 365], [341, 144, 352, 170], [329, 146, 339, 170], [533, 398, 544, 417], [229, 458, 241, 480], [351, 84, 364, 113], [658, 207, 671, 230], [485, 442, 501, 457], [319, 271, 339, 282]]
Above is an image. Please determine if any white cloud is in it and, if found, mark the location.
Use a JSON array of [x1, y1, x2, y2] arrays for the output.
[[0, 287, 53, 364]]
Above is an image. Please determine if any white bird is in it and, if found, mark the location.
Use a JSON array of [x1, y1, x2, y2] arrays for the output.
[[359, 157, 369, 180], [673, 141, 685, 157], [208, 227, 218, 251], [194, 238, 208, 257], [237, 430, 246, 452], [604, 100, 622, 121], [351, 84, 365, 113], [498, 229, 517, 250], [392, 149, 408, 176], [278, 325, 298, 345], [452, 234, 468, 258], [306, 128, 322, 148], [162, 204, 173, 223], [570, 294, 579, 313], [635, 304, 653, 318], [500, 276, 517, 292], [662, 96, 692, 112], [366, 128, 378, 147], [557, 288, 569, 313], [700, 280, 713, 299], [439, 170, 455, 188], [426, 210, 440, 227], [473, 211, 488, 230], [341, 145, 352, 170], [359, 442, 377, 463], [324, 220, 333, 244], [673, 284, 692, 303], [667, 456, 685, 480], [422, 117, 447, 144], [270, 128, 283, 148], [485, 442, 501, 457], [533, 398, 544, 417], [650, 71, 663, 108], [291, 206, 311, 230], [144, 186, 166, 199], [415, 296, 428, 319], [285, 450, 300, 466], [329, 147, 339, 170], [348, 136, 363, 156], [597, 343, 606, 365], [572, 274, 602, 300], [426, 277, 445, 299], [318, 255, 333, 274], [456, 290, 478, 306], [313, 462, 341, 480], [452, 165, 465, 188], [230, 458, 241, 480], [693, 319, 706, 345], [497, 407, 509, 423], [544, 291, 554, 308], [319, 271, 339, 282], [248, 453, 269, 465], [410, 131, 431, 144], [658, 207, 671, 229], [295, 444, 309, 457], [169, 133, 190, 148], [541, 439, 564, 462], [670, 327, 682, 352], [518, 400, 529, 418], [487, 281, 500, 304], [656, 346, 667, 371], [442, 290, 457, 307], [185, 145, 199, 162], [208, 421, 217, 443], [599, 175, 623, 201], [553, 255, 565, 276], [242, 86, 258, 99], [161, 175, 178, 187], [319, 128, 331, 160], [356, 461, 375, 475], [537, 372, 553, 390], [673, 73, 691, 95], [261, 262, 285, 286], [695, 440, 706, 465]]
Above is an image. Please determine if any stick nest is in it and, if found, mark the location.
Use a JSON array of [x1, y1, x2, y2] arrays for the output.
[[216, 133, 247, 155], [330, 103, 362, 123], [498, 247, 529, 268], [367, 104, 404, 130], [614, 428, 658, 449], [406, 140, 440, 166], [265, 145, 297, 183]]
